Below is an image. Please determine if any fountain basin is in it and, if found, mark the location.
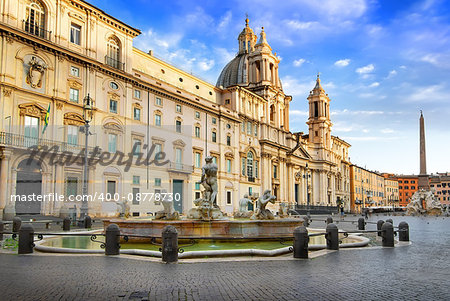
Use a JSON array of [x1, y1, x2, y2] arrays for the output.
[[103, 218, 304, 241]]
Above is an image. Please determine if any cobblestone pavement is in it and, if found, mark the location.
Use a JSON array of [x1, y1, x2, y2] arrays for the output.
[[0, 215, 449, 300]]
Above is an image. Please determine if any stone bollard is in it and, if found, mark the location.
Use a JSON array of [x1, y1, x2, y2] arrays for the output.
[[398, 221, 409, 242], [18, 223, 34, 254], [12, 217, 22, 233], [0, 221, 4, 241], [386, 218, 393, 225], [293, 226, 309, 259], [62, 217, 71, 231], [381, 222, 394, 247], [326, 223, 339, 250], [326, 216, 333, 224], [84, 216, 92, 229], [303, 216, 310, 227], [377, 220, 384, 237], [358, 217, 366, 230], [162, 225, 178, 263], [105, 223, 120, 255]]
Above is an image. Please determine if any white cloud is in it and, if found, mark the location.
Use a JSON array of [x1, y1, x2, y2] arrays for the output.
[[293, 58, 306, 67], [331, 109, 385, 116], [334, 59, 350, 67], [369, 82, 380, 88], [285, 20, 320, 31], [198, 59, 215, 71], [381, 128, 395, 134], [405, 84, 448, 103], [290, 110, 309, 117], [217, 11, 232, 32], [387, 70, 397, 78], [356, 64, 375, 74]]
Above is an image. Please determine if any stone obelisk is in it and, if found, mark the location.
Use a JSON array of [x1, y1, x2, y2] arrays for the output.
[[418, 111, 430, 190]]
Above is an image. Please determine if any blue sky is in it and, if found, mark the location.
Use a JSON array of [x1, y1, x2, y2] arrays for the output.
[[89, 0, 450, 175]]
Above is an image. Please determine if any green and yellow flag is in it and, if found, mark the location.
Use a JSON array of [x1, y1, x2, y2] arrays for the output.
[[42, 103, 50, 134]]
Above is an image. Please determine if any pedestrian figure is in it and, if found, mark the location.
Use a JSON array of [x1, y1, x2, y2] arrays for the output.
[[364, 208, 368, 220]]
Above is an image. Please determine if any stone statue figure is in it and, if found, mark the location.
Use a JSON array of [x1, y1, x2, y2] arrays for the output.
[[155, 189, 180, 220], [116, 200, 130, 218], [278, 202, 289, 218], [407, 189, 442, 215], [187, 156, 225, 220], [251, 190, 277, 220], [234, 194, 254, 218]]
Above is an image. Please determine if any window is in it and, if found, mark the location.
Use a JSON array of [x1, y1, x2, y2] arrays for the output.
[[195, 111, 200, 119], [241, 122, 245, 132], [24, 116, 39, 145], [133, 176, 140, 185], [212, 156, 217, 165], [176, 104, 182, 113], [110, 82, 118, 90], [66, 177, 78, 197], [154, 143, 162, 156], [247, 121, 252, 135], [134, 89, 141, 99], [154, 178, 161, 187], [254, 124, 258, 136], [411, 180, 415, 184], [195, 152, 201, 168], [212, 117, 217, 124], [69, 88, 79, 103], [227, 135, 231, 146], [212, 131, 217, 143], [106, 37, 121, 69], [241, 158, 246, 176], [70, 24, 81, 45], [226, 191, 232, 205], [67, 125, 78, 145], [109, 99, 117, 113], [132, 139, 141, 156], [155, 114, 161, 126], [273, 165, 278, 179], [247, 152, 253, 178], [255, 160, 259, 178], [226, 159, 231, 173], [25, 0, 45, 38], [107, 180, 116, 195], [134, 107, 141, 121], [226, 124, 231, 129], [195, 126, 200, 138], [70, 66, 80, 77], [175, 148, 182, 167], [108, 134, 117, 153], [195, 191, 201, 199], [195, 183, 201, 190], [270, 105, 275, 122], [155, 97, 162, 106], [176, 120, 182, 133], [132, 187, 140, 205]]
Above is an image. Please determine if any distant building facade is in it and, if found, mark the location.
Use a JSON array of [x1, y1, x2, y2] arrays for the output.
[[0, 1, 351, 218], [396, 175, 419, 207], [429, 173, 450, 206], [350, 165, 384, 213]]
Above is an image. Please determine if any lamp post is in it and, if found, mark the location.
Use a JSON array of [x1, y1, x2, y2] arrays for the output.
[[80, 94, 93, 219], [361, 179, 364, 215]]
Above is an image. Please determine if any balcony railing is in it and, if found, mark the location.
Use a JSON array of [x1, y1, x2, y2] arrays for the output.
[[0, 132, 94, 153], [23, 20, 52, 41], [105, 56, 125, 71], [167, 162, 194, 174], [248, 177, 255, 182]]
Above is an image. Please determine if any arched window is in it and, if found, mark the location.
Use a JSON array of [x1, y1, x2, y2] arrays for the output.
[[270, 104, 275, 122], [25, 0, 45, 38], [106, 37, 121, 69], [247, 151, 253, 178]]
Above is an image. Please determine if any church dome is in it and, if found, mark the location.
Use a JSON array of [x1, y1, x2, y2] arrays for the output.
[[216, 53, 249, 88]]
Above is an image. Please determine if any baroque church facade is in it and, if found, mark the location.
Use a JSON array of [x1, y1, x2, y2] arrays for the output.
[[0, 0, 351, 219]]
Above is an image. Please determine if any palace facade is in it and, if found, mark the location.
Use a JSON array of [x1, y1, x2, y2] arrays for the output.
[[0, 0, 351, 218]]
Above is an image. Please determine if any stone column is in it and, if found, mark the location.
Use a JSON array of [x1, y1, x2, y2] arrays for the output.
[[0, 152, 11, 219]]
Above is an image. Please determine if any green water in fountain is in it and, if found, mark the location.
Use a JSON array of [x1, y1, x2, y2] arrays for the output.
[[41, 234, 360, 251]]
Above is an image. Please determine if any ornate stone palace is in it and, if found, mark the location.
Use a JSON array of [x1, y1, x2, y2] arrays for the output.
[[0, 0, 351, 218]]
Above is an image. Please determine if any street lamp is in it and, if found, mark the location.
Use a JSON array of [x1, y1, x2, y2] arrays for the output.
[[80, 94, 93, 219], [303, 163, 311, 217], [361, 179, 365, 215]]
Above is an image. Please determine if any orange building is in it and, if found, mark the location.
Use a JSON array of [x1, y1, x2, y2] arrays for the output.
[[396, 175, 419, 207], [429, 173, 450, 206]]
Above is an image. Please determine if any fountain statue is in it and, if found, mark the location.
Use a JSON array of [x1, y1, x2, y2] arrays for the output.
[[116, 200, 130, 218], [278, 202, 289, 218], [251, 190, 277, 220], [234, 194, 253, 218], [154, 190, 180, 220], [407, 189, 443, 215], [187, 156, 225, 220]]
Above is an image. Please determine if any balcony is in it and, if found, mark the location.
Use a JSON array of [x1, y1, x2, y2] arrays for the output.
[[23, 20, 52, 41], [105, 56, 125, 71], [248, 177, 255, 183], [167, 162, 194, 174], [0, 132, 95, 154]]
